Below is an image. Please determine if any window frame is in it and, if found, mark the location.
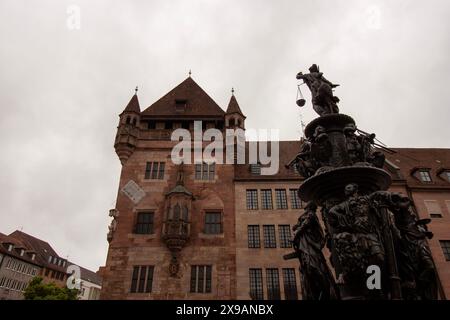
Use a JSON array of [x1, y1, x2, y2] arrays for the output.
[[282, 268, 298, 300], [266, 268, 281, 300], [418, 170, 432, 183], [194, 162, 216, 181], [261, 189, 273, 210], [246, 189, 258, 210], [439, 240, 450, 261], [278, 225, 292, 248], [263, 225, 277, 248], [289, 189, 302, 209], [134, 211, 155, 235], [247, 225, 261, 248], [130, 265, 154, 293], [190, 265, 212, 293], [204, 211, 223, 234], [275, 189, 288, 210], [249, 268, 264, 300], [144, 162, 165, 180]]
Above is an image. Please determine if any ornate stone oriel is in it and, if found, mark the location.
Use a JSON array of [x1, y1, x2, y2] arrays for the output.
[[285, 64, 438, 300], [162, 163, 193, 277]]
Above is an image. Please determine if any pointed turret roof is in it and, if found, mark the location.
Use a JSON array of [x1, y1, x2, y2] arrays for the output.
[[226, 94, 245, 118], [122, 93, 141, 114], [142, 77, 225, 117]]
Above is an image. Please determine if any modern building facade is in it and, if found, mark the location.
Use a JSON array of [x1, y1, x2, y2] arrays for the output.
[[100, 76, 450, 299]]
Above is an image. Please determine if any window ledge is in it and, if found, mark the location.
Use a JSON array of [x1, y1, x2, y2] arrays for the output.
[[198, 233, 224, 239], [127, 233, 157, 239]]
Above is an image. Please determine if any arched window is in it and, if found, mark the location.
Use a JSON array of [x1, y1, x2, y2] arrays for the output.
[[132, 118, 137, 126], [173, 204, 181, 220], [229, 118, 235, 127], [126, 116, 131, 124], [237, 119, 241, 127], [182, 206, 189, 221]]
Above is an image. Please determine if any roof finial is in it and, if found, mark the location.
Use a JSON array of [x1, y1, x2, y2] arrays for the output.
[[188, 69, 192, 77], [135, 86, 138, 95], [231, 87, 235, 96]]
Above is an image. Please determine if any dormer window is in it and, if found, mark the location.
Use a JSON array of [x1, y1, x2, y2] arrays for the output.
[[20, 249, 24, 256], [418, 170, 432, 182], [48, 255, 52, 263], [175, 99, 187, 113], [7, 244, 13, 252], [31, 253, 36, 261], [446, 172, 450, 182]]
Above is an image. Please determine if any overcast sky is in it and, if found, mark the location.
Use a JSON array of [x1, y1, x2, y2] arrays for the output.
[[1, 0, 449, 271]]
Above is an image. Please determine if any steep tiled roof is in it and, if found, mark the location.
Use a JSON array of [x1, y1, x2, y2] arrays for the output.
[[234, 142, 450, 184], [121, 94, 140, 114], [385, 148, 450, 188], [8, 230, 66, 271], [0, 233, 41, 266], [226, 95, 245, 117], [142, 77, 225, 118]]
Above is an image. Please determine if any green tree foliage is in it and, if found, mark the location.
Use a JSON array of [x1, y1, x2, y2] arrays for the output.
[[24, 276, 79, 300]]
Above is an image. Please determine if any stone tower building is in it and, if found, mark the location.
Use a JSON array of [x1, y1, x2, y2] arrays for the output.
[[101, 77, 241, 299]]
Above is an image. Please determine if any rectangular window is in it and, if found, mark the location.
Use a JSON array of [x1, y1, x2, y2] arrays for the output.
[[204, 212, 222, 234], [419, 170, 432, 182], [440, 241, 450, 261], [158, 163, 165, 179], [130, 266, 139, 293], [282, 268, 298, 300], [145, 162, 152, 179], [290, 189, 302, 209], [195, 164, 202, 180], [246, 189, 258, 210], [263, 225, 276, 248], [208, 163, 215, 180], [151, 162, 159, 179], [261, 190, 273, 210], [275, 189, 288, 209], [195, 162, 215, 181], [248, 225, 261, 248], [446, 172, 450, 182], [279, 225, 292, 248], [190, 265, 212, 293], [249, 268, 264, 300], [144, 162, 165, 180], [130, 266, 154, 293], [266, 268, 281, 300], [134, 212, 154, 234], [138, 266, 147, 293]]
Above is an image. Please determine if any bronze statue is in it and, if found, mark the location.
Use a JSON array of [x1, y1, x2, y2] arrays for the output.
[[290, 64, 438, 300], [292, 202, 338, 300], [390, 196, 438, 300], [296, 64, 340, 116], [327, 184, 385, 284]]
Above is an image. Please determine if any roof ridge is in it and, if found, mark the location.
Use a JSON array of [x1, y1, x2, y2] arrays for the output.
[[142, 77, 225, 117]]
